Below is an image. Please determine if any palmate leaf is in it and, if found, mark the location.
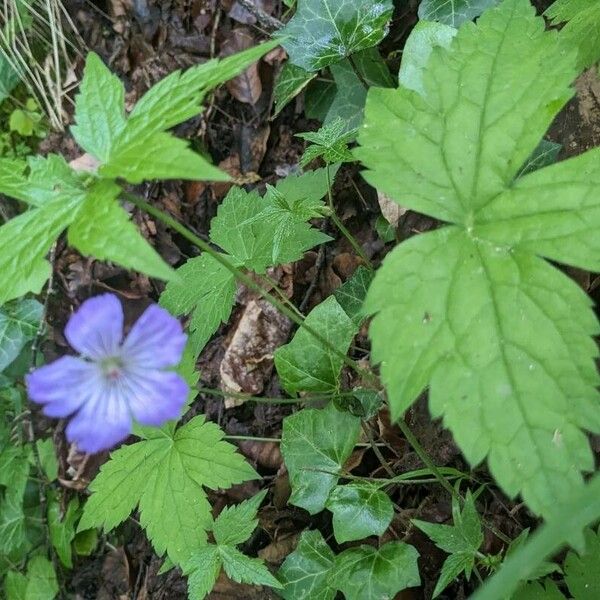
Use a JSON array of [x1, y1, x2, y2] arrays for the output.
[[355, 0, 600, 517], [279, 0, 394, 72], [79, 416, 257, 566], [72, 43, 278, 183]]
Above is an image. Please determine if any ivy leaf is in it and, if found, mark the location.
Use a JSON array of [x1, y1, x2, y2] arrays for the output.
[[4, 570, 27, 600], [564, 526, 600, 599], [0, 299, 42, 372], [275, 296, 357, 395], [333, 265, 374, 325], [398, 20, 456, 97], [517, 139, 562, 178], [355, 0, 599, 518], [219, 546, 282, 588], [0, 493, 27, 555], [418, 0, 501, 27], [325, 482, 394, 543], [279, 0, 394, 72], [273, 63, 316, 117], [212, 490, 267, 547], [79, 416, 258, 566], [67, 179, 174, 281], [160, 253, 237, 358], [277, 530, 337, 600], [328, 542, 420, 600], [48, 495, 80, 568], [281, 404, 361, 514], [297, 118, 356, 167]]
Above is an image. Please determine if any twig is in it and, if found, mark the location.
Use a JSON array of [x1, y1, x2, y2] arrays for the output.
[[236, 0, 284, 30]]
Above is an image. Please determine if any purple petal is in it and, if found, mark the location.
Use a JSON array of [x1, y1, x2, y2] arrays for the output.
[[121, 304, 186, 369], [121, 367, 188, 426], [26, 356, 100, 418], [65, 294, 124, 360], [65, 386, 131, 454]]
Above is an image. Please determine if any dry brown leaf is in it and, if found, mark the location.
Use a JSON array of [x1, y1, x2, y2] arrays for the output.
[[69, 153, 100, 173], [378, 191, 408, 228], [258, 532, 300, 565], [228, 0, 275, 24], [221, 28, 263, 105], [220, 299, 292, 407], [237, 439, 282, 470]]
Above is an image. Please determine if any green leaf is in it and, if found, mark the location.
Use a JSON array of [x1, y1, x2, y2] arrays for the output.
[[212, 490, 267, 547], [185, 546, 221, 600], [564, 526, 600, 599], [328, 542, 420, 600], [23, 556, 58, 600], [73, 528, 97, 557], [0, 493, 27, 555], [297, 118, 356, 167], [356, 0, 598, 518], [9, 110, 34, 136], [4, 570, 27, 600], [433, 552, 475, 598], [160, 253, 237, 358], [79, 416, 258, 566], [0, 299, 42, 372], [275, 297, 357, 395], [71, 52, 127, 162], [333, 265, 373, 325], [398, 20, 456, 97], [517, 139, 562, 178], [36, 439, 58, 482], [325, 482, 394, 543], [273, 63, 316, 117], [67, 179, 174, 281], [48, 495, 79, 568], [545, 0, 589, 21], [0, 53, 20, 104], [512, 580, 566, 600], [279, 0, 394, 71], [418, 0, 501, 27], [277, 530, 337, 600], [280, 404, 361, 514], [219, 546, 282, 588]]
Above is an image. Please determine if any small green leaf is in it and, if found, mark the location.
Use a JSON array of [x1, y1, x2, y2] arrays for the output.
[[564, 526, 600, 599], [432, 552, 475, 598], [274, 63, 316, 116], [281, 404, 361, 514], [79, 416, 258, 566], [9, 110, 34, 136], [23, 556, 58, 600], [418, 0, 501, 27], [73, 528, 97, 557], [279, 0, 394, 71], [328, 542, 420, 600], [275, 297, 357, 395], [333, 266, 373, 326], [4, 570, 27, 600], [399, 20, 456, 96], [297, 118, 356, 167], [68, 179, 174, 281], [219, 546, 282, 588], [48, 496, 80, 568], [0, 299, 42, 372], [0, 53, 20, 104], [212, 490, 267, 547], [36, 439, 58, 482], [326, 482, 394, 543], [160, 253, 237, 358], [185, 546, 221, 600], [277, 530, 336, 600]]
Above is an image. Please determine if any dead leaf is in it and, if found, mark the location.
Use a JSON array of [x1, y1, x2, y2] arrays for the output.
[[228, 0, 275, 24], [221, 28, 263, 105], [378, 191, 407, 228], [220, 299, 292, 407], [237, 439, 282, 470], [69, 153, 100, 173], [258, 532, 300, 564]]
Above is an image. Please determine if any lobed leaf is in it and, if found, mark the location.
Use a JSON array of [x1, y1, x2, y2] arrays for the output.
[[0, 299, 42, 373]]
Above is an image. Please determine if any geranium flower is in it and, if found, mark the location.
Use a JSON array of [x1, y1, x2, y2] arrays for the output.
[[26, 294, 188, 453]]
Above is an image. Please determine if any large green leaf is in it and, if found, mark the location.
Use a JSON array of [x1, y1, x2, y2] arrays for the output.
[[418, 0, 501, 26], [279, 0, 394, 72], [355, 0, 600, 518], [280, 404, 361, 514], [79, 416, 257, 566], [274, 296, 357, 395], [328, 542, 420, 600], [0, 299, 42, 372], [277, 530, 337, 600]]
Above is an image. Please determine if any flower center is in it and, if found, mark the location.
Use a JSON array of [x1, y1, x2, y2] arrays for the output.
[[100, 356, 124, 381]]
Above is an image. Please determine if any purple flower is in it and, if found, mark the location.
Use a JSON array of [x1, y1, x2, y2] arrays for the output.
[[26, 294, 188, 454]]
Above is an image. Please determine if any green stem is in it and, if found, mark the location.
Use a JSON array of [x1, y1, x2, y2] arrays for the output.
[[325, 165, 373, 270], [123, 192, 375, 384]]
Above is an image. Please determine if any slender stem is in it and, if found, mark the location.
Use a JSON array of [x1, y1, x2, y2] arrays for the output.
[[361, 421, 395, 477], [325, 165, 373, 270], [124, 192, 376, 384]]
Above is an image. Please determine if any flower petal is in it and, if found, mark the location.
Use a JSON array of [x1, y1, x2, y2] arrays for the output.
[[26, 356, 100, 418], [121, 367, 188, 426], [121, 304, 186, 369], [65, 386, 131, 454], [65, 294, 124, 359]]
